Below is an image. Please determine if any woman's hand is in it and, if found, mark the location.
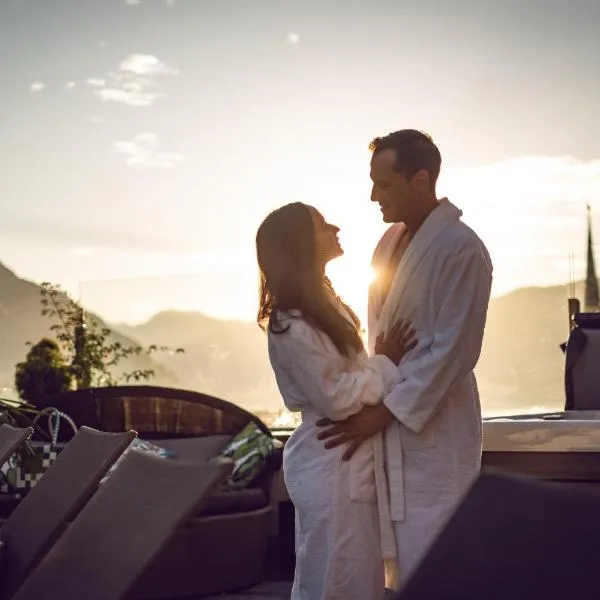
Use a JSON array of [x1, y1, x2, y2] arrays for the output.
[[375, 319, 417, 364]]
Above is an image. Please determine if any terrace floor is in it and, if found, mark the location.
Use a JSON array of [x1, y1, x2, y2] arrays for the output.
[[205, 581, 398, 599], [206, 580, 292, 599]]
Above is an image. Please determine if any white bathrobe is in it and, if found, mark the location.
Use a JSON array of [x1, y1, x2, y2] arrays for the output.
[[368, 199, 493, 587], [268, 306, 399, 600]]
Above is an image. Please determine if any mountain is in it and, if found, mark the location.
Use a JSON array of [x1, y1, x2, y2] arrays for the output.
[[0, 263, 177, 394], [122, 284, 578, 415], [0, 260, 577, 414], [117, 311, 276, 411], [476, 283, 577, 414]]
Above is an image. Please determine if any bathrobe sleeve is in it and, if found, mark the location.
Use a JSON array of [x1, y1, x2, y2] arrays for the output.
[[269, 318, 400, 422], [383, 241, 493, 433]]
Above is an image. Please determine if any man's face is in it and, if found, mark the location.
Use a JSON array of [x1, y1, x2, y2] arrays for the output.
[[369, 149, 413, 223]]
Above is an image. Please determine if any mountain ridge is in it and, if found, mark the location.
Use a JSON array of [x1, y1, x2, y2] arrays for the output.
[[0, 260, 579, 413], [0, 262, 178, 394]]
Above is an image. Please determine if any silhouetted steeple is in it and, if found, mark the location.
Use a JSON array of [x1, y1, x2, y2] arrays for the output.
[[585, 204, 599, 312]]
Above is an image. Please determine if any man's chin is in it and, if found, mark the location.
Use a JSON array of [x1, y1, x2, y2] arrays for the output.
[[379, 206, 393, 222]]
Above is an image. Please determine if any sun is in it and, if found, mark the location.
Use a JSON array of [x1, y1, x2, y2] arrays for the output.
[[326, 257, 377, 327]]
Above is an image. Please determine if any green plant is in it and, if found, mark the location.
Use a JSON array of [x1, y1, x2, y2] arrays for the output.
[[14, 338, 73, 405], [28, 282, 184, 389]]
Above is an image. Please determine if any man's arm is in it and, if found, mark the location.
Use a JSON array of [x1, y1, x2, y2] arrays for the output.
[[317, 239, 492, 456], [383, 241, 492, 433]]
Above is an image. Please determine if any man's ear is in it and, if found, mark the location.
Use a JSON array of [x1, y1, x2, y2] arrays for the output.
[[409, 169, 431, 192]]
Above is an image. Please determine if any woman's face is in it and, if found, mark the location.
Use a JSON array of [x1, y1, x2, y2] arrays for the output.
[[307, 206, 343, 265]]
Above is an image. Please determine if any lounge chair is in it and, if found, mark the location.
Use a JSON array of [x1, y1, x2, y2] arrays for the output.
[[0, 424, 33, 466], [0, 426, 136, 599], [12, 453, 232, 600]]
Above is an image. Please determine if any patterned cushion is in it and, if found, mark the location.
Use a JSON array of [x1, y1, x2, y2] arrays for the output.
[[218, 422, 275, 490], [128, 438, 177, 459]]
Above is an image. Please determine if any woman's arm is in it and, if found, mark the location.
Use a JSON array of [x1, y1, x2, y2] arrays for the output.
[[269, 318, 400, 422]]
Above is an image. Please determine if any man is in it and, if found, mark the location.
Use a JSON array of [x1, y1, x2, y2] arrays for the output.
[[317, 129, 493, 588]]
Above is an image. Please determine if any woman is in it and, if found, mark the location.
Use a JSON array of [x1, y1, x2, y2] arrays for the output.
[[256, 202, 416, 600]]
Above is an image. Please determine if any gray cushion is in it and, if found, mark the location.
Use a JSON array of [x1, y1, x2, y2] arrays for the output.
[[198, 487, 268, 517], [157, 436, 232, 462]]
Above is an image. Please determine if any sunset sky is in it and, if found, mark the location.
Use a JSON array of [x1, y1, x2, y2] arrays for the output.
[[1, 0, 600, 325]]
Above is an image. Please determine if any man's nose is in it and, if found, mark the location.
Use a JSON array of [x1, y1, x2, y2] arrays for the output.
[[370, 185, 378, 202]]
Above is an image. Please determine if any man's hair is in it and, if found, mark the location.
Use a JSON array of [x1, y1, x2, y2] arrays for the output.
[[369, 129, 441, 191]]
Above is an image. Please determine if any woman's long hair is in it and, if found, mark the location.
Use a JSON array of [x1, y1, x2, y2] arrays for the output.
[[256, 202, 363, 357]]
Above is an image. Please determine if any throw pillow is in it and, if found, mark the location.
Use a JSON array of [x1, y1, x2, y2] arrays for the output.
[[218, 422, 275, 490]]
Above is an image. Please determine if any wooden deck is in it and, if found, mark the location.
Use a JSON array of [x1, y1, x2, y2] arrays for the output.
[[203, 581, 398, 599], [205, 580, 292, 599]]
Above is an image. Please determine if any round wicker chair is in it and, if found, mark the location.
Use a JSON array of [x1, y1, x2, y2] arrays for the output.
[[35, 385, 282, 598]]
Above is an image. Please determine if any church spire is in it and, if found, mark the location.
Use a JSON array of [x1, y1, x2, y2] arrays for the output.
[[584, 203, 599, 312]]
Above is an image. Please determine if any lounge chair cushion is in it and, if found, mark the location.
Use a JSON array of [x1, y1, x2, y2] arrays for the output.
[[198, 486, 268, 517], [155, 436, 232, 462]]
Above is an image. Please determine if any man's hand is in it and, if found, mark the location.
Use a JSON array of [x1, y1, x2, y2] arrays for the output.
[[316, 404, 395, 460]]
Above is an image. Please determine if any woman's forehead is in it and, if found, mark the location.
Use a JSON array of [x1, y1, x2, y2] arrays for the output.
[[306, 205, 324, 224]]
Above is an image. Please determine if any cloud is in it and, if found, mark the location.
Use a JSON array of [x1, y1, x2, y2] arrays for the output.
[[442, 156, 600, 216], [66, 81, 76, 90], [439, 155, 600, 296], [90, 53, 178, 107], [86, 77, 106, 87], [29, 82, 45, 92], [119, 54, 179, 76], [113, 133, 184, 168], [70, 247, 97, 256], [124, 0, 176, 6], [95, 88, 158, 107], [287, 32, 300, 44], [0, 211, 194, 253]]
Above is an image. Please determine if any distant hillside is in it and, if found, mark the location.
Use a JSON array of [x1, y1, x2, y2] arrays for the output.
[[117, 311, 276, 411], [0, 263, 178, 394], [0, 260, 579, 414], [476, 283, 578, 414], [123, 284, 579, 415]]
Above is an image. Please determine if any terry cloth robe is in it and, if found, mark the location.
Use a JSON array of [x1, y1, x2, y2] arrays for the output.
[[268, 305, 400, 600], [368, 199, 493, 589]]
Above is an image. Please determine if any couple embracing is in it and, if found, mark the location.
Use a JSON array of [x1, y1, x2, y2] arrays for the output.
[[256, 130, 493, 599]]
